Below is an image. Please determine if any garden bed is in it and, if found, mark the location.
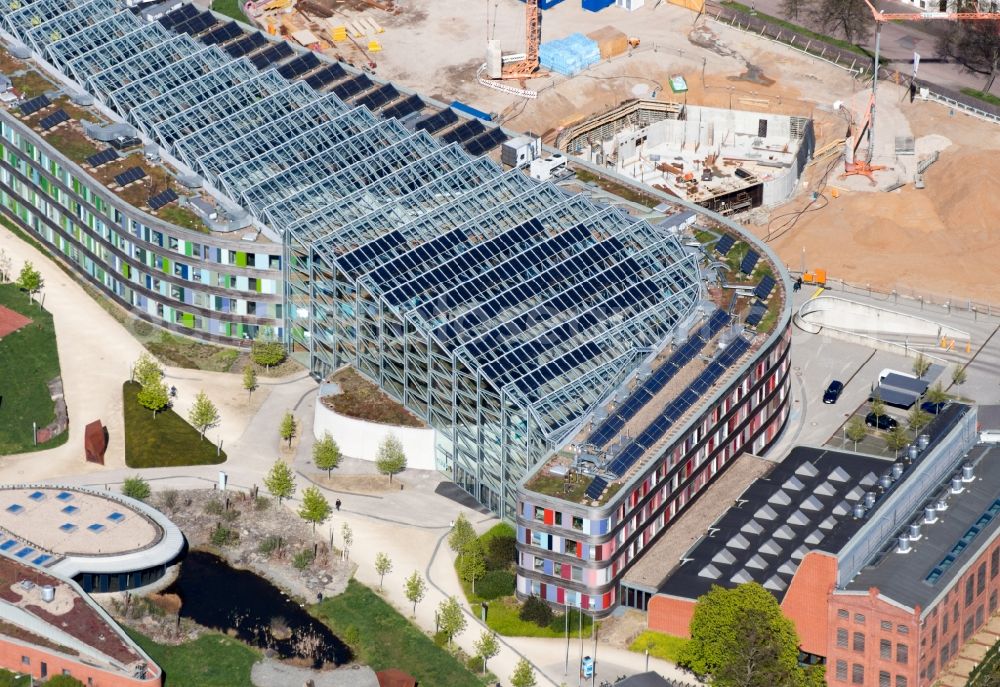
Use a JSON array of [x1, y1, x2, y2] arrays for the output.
[[122, 381, 227, 467], [322, 367, 424, 427]]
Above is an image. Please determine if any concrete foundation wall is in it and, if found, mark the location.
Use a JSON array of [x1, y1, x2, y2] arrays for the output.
[[313, 399, 436, 471], [797, 296, 970, 348]]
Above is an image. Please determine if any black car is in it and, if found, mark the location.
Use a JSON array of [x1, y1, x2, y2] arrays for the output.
[[865, 412, 898, 431], [823, 380, 845, 404], [921, 400, 946, 415]]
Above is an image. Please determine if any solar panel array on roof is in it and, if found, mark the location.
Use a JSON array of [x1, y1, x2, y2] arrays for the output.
[[715, 234, 735, 255], [589, 309, 730, 447], [114, 166, 147, 187], [251, 42, 293, 69], [585, 476, 608, 501], [353, 83, 398, 111], [441, 119, 485, 146], [278, 52, 320, 80], [201, 21, 242, 46], [38, 109, 69, 131], [745, 301, 767, 327], [464, 128, 507, 156], [148, 188, 179, 211], [754, 275, 776, 300], [305, 63, 346, 90], [175, 11, 217, 36], [740, 249, 760, 275], [85, 148, 119, 168], [331, 74, 372, 99], [158, 3, 198, 29], [381, 94, 423, 121], [224, 32, 267, 58], [19, 95, 50, 116], [606, 337, 751, 477], [415, 108, 458, 134]]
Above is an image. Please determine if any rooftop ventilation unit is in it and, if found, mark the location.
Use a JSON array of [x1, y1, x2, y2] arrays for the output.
[[892, 462, 905, 480], [853, 503, 866, 519], [962, 463, 975, 483], [907, 445, 919, 462], [951, 477, 965, 495], [909, 522, 922, 541], [924, 506, 938, 524], [917, 434, 930, 450], [879, 474, 892, 491], [897, 534, 912, 554], [864, 491, 877, 510], [935, 497, 949, 512]]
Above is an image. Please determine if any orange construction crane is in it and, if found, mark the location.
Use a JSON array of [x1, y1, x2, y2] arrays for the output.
[[499, 0, 541, 79], [846, 0, 1000, 181]]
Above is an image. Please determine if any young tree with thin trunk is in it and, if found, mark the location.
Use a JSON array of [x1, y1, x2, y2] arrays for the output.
[[886, 426, 911, 459], [341, 522, 353, 561], [460, 539, 487, 595], [137, 380, 170, 418], [264, 459, 296, 504], [449, 513, 476, 561], [912, 353, 931, 379], [313, 431, 341, 477], [250, 339, 286, 370], [188, 390, 220, 441], [925, 382, 949, 406], [474, 630, 500, 674], [16, 261, 43, 304], [809, 0, 871, 44], [510, 658, 537, 687], [908, 406, 932, 435], [243, 366, 257, 403], [279, 411, 297, 448], [375, 433, 407, 483], [845, 415, 867, 451], [870, 396, 886, 421], [0, 248, 11, 283], [952, 365, 968, 389], [374, 552, 393, 590], [404, 571, 427, 617], [938, 3, 1000, 92], [298, 486, 332, 532], [437, 596, 467, 648], [133, 352, 162, 387]]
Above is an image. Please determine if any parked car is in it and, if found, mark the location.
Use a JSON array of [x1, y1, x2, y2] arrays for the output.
[[921, 401, 946, 415], [865, 412, 898, 431], [823, 380, 845, 404]]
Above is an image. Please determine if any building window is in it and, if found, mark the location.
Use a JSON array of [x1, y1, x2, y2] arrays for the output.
[[941, 645, 950, 666], [836, 660, 848, 681], [979, 562, 987, 594], [879, 671, 890, 687], [977, 605, 985, 628], [897, 643, 908, 664], [964, 618, 974, 640], [852, 663, 864, 684], [992, 548, 999, 578], [20, 657, 28, 666], [895, 677, 907, 687], [837, 628, 849, 648], [880, 639, 891, 660], [554, 512, 562, 526], [942, 612, 949, 633], [572, 516, 583, 531], [838, 608, 850, 619], [966, 577, 975, 606], [854, 632, 866, 652], [926, 659, 936, 679], [855, 613, 866, 624], [897, 624, 909, 635], [533, 506, 544, 522], [881, 620, 892, 631], [951, 635, 958, 655], [566, 540, 578, 556], [991, 590, 998, 613]]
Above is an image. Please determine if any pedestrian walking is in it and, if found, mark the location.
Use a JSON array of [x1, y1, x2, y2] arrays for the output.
[[335, 499, 341, 511]]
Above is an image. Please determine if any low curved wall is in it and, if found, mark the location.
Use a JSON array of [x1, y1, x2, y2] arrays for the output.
[[313, 399, 436, 471]]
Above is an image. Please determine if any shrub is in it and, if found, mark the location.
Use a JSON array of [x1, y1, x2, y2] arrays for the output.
[[254, 495, 271, 511], [433, 630, 449, 647], [476, 570, 515, 601], [466, 655, 482, 673], [203, 498, 224, 516], [133, 319, 154, 337], [485, 535, 517, 571], [293, 548, 315, 570], [121, 476, 151, 501], [257, 535, 282, 556], [518, 595, 553, 627], [159, 490, 178, 510], [210, 524, 237, 547], [343, 625, 361, 647]]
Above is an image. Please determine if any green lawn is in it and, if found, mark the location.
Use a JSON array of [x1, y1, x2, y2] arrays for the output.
[[721, 1, 870, 58], [126, 629, 259, 687], [0, 283, 65, 454], [311, 580, 484, 687], [961, 87, 1000, 108], [123, 381, 227, 467], [629, 630, 690, 664], [211, 0, 247, 22]]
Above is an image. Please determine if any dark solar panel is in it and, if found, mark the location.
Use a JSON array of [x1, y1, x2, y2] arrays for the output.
[[353, 84, 399, 111], [740, 249, 760, 275], [85, 148, 119, 168], [305, 63, 346, 89], [715, 234, 734, 255], [331, 74, 372, 99], [250, 42, 294, 69], [464, 128, 507, 156], [745, 302, 767, 327], [114, 166, 147, 187], [224, 32, 267, 58], [277, 52, 321, 80], [381, 94, 423, 120], [201, 21, 242, 46], [585, 477, 608, 501], [148, 188, 179, 211], [19, 95, 50, 116], [753, 275, 776, 300], [158, 3, 198, 29], [414, 108, 458, 134], [175, 11, 217, 36], [440, 119, 485, 145], [38, 109, 69, 130]]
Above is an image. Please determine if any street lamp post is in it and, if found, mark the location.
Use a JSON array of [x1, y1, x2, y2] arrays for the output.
[[590, 599, 598, 687]]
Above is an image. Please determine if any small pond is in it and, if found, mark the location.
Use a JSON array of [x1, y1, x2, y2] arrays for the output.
[[165, 550, 350, 668]]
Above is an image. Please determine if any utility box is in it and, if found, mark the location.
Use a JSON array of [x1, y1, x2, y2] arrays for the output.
[[617, 0, 645, 8], [529, 154, 568, 181], [501, 136, 541, 168], [486, 40, 502, 80]]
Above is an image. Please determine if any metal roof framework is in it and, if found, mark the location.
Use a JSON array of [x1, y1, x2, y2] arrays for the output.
[[67, 22, 169, 83], [45, 11, 138, 68]]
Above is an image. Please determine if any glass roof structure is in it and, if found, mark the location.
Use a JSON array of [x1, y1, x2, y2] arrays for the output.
[[6, 0, 708, 519]]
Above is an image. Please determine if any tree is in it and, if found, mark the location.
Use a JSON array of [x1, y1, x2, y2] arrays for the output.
[[938, 4, 1000, 92], [44, 676, 85, 687], [510, 658, 537, 687], [298, 486, 332, 532], [404, 571, 427, 616], [188, 390, 220, 441], [845, 415, 868, 451], [121, 475, 151, 501], [341, 522, 353, 561], [0, 248, 11, 283], [437, 595, 467, 648], [952, 365, 968, 389], [779, 0, 808, 20], [912, 353, 931, 379], [474, 630, 500, 674], [137, 379, 170, 418], [313, 431, 342, 477], [16, 260, 43, 304], [243, 365, 258, 403], [375, 434, 407, 483], [279, 411, 297, 448], [908, 406, 932, 435], [459, 539, 487, 595], [925, 382, 949, 405], [885, 425, 911, 458], [251, 338, 286, 369], [449, 514, 477, 560], [809, 0, 871, 44], [133, 352, 162, 387], [870, 396, 886, 420], [374, 552, 393, 590], [264, 459, 295, 504], [679, 582, 809, 687]]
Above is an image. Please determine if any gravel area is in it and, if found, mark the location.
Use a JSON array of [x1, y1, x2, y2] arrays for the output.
[[251, 659, 379, 687]]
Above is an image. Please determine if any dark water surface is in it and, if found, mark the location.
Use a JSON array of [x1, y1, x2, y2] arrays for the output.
[[165, 550, 350, 667]]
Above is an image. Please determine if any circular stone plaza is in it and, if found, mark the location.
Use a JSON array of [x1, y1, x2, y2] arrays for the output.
[[0, 486, 184, 594]]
